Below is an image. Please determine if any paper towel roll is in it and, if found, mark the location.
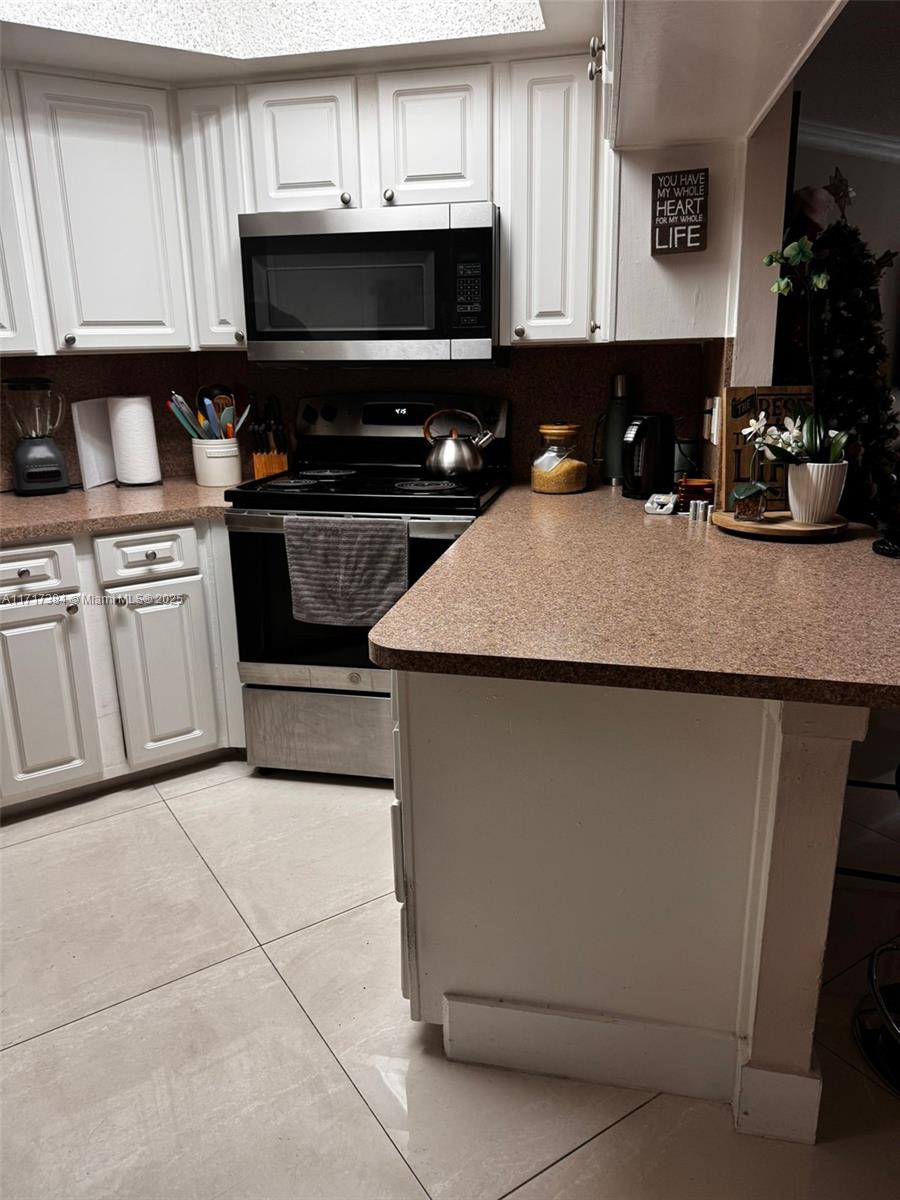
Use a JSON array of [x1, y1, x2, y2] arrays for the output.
[[106, 395, 161, 485]]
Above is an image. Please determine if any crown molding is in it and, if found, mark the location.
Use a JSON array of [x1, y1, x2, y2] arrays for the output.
[[798, 119, 900, 165]]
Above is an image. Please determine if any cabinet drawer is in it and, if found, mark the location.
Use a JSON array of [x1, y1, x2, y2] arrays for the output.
[[0, 541, 78, 598], [94, 526, 199, 586]]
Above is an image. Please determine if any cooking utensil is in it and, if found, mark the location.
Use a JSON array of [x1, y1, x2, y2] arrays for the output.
[[423, 408, 496, 477], [168, 398, 201, 439], [202, 396, 222, 438], [170, 392, 206, 438]]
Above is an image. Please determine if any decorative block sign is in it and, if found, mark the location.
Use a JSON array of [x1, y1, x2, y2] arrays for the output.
[[718, 385, 813, 511], [651, 168, 709, 256]]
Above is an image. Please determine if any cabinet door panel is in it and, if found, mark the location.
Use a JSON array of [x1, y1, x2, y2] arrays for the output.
[[107, 576, 218, 768], [509, 59, 594, 342], [0, 86, 36, 355], [377, 65, 490, 205], [0, 596, 102, 801], [247, 78, 359, 211], [178, 86, 246, 348], [21, 72, 190, 351]]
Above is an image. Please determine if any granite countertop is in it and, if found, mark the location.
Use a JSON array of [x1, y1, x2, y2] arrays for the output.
[[370, 486, 900, 708], [0, 479, 230, 545]]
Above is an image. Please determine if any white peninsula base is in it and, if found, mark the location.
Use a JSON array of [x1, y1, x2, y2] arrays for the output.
[[390, 671, 869, 1144]]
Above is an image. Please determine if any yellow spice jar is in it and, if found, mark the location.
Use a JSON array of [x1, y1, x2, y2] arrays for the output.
[[531, 423, 588, 494]]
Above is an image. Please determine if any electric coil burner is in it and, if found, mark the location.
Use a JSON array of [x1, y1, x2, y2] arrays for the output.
[[224, 392, 508, 779], [395, 479, 458, 493]]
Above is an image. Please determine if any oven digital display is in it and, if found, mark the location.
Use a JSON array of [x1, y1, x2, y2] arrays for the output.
[[362, 401, 436, 426]]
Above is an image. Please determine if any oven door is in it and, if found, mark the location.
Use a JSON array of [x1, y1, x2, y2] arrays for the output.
[[226, 510, 471, 691], [238, 205, 496, 362]]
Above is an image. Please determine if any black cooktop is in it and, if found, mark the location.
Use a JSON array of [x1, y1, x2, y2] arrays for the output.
[[225, 464, 508, 516]]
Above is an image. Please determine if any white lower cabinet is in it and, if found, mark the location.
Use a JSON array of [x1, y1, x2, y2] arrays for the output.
[[105, 575, 218, 769], [0, 594, 102, 800]]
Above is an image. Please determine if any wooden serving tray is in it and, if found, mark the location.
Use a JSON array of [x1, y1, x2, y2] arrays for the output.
[[711, 510, 849, 540]]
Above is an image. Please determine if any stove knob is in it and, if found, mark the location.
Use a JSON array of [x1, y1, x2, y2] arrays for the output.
[[348, 672, 362, 685], [320, 403, 338, 423], [302, 404, 319, 425]]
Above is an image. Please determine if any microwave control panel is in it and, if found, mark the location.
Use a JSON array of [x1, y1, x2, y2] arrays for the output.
[[455, 261, 483, 326]]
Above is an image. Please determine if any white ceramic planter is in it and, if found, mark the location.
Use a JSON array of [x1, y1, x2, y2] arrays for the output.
[[787, 461, 848, 524]]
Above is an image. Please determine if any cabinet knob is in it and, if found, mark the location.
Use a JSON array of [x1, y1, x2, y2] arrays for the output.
[[590, 319, 598, 333], [64, 333, 76, 346], [589, 35, 604, 58], [514, 325, 526, 338], [145, 550, 158, 561], [66, 602, 79, 615], [588, 60, 600, 82], [383, 188, 395, 203], [340, 191, 352, 206], [17, 567, 30, 579], [234, 330, 245, 343], [114, 596, 127, 607], [348, 672, 362, 685]]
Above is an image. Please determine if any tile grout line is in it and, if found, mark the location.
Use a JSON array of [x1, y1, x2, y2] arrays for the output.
[[841, 812, 900, 848], [813, 1038, 898, 1098], [0, 946, 259, 1054], [259, 943, 434, 1200], [0, 794, 166, 850], [261, 891, 395, 948], [0, 767, 252, 852], [822, 924, 900, 987], [494, 1091, 664, 1200], [151, 764, 253, 803], [163, 800, 262, 949]]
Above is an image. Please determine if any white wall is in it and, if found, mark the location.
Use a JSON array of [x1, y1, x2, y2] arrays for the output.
[[730, 90, 794, 386], [613, 140, 743, 341]]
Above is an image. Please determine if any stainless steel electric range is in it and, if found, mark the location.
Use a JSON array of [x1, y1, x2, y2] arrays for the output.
[[225, 393, 508, 778]]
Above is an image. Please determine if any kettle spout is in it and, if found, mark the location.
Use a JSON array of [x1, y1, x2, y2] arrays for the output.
[[474, 429, 496, 451]]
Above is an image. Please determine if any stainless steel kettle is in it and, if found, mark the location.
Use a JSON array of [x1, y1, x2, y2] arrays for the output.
[[423, 409, 496, 477]]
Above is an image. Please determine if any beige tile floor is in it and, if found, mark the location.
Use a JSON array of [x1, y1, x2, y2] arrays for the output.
[[1, 761, 897, 1200]]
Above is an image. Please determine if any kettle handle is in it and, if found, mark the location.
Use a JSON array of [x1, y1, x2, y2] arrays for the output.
[[423, 409, 483, 444]]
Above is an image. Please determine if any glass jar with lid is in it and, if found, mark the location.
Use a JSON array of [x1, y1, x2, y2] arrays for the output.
[[531, 423, 588, 494]]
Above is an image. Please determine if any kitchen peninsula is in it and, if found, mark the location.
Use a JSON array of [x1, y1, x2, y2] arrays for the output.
[[370, 486, 899, 1144]]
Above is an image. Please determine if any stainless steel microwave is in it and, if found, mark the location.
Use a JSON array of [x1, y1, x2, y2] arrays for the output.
[[238, 202, 498, 363]]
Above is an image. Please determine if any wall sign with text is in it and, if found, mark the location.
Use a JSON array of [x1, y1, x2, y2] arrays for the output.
[[651, 168, 709, 256]]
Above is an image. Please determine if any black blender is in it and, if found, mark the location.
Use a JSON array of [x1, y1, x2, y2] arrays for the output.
[[3, 378, 69, 495]]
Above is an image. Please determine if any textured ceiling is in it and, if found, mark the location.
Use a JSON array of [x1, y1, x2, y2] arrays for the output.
[[0, 0, 545, 59]]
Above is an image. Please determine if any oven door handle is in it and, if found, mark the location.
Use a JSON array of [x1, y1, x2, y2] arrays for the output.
[[225, 510, 473, 540]]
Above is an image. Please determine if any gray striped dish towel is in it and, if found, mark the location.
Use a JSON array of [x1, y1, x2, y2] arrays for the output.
[[284, 515, 409, 626]]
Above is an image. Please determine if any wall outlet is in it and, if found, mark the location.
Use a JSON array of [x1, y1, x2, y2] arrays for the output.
[[703, 395, 721, 446]]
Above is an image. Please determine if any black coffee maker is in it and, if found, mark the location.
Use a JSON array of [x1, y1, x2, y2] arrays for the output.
[[3, 378, 69, 495], [621, 413, 676, 499]]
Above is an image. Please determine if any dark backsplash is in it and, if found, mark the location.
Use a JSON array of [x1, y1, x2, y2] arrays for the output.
[[1, 342, 725, 492]]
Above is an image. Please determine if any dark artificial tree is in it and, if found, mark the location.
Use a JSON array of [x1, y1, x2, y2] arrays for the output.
[[772, 168, 898, 548]]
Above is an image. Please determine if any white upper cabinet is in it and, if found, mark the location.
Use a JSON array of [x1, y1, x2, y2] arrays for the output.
[[375, 65, 491, 206], [508, 58, 595, 343], [0, 91, 36, 355], [21, 73, 190, 352], [247, 77, 360, 211], [178, 86, 247, 348]]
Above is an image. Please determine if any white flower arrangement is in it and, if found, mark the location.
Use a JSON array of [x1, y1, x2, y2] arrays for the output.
[[740, 408, 849, 466]]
